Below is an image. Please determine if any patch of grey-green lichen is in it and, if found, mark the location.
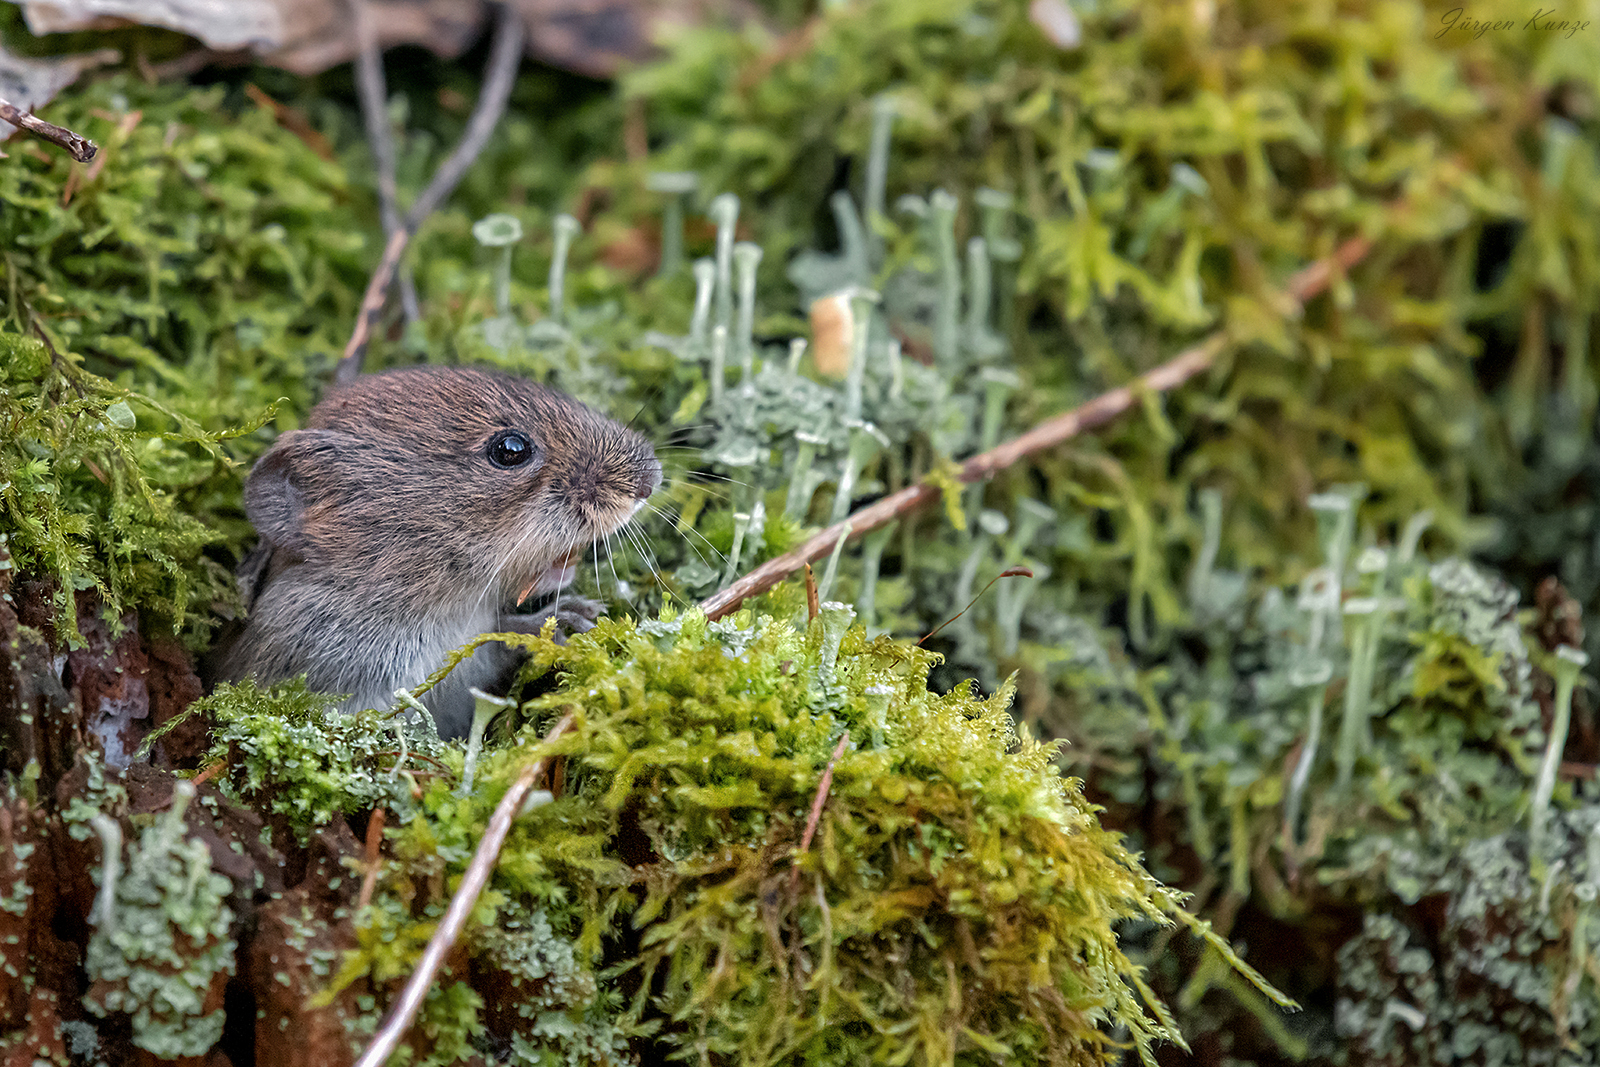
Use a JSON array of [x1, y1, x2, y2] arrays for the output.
[[1335, 811, 1600, 1066], [198, 678, 446, 841], [83, 787, 236, 1059], [60, 752, 129, 842], [479, 909, 631, 1066]]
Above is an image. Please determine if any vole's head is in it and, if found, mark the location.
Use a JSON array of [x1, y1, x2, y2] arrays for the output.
[[243, 366, 661, 612]]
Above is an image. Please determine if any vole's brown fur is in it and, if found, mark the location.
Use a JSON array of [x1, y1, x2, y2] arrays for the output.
[[218, 366, 660, 737]]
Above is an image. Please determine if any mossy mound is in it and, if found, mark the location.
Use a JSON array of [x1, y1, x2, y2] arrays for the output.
[[187, 608, 1281, 1065]]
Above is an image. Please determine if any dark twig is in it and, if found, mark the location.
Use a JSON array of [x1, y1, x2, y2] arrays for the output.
[[699, 235, 1375, 621], [349, 0, 419, 322], [353, 710, 574, 1067], [403, 5, 525, 229], [800, 732, 850, 855], [0, 98, 98, 162], [358, 806, 386, 909], [335, 4, 526, 386]]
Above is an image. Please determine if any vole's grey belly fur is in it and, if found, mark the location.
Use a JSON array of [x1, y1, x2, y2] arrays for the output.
[[222, 575, 506, 737]]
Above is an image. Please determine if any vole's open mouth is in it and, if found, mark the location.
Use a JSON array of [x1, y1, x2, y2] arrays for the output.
[[515, 548, 582, 606]]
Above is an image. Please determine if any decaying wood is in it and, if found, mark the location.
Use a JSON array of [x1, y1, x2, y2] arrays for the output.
[[19, 0, 761, 79]]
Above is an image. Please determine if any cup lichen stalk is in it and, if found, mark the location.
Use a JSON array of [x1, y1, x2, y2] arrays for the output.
[[965, 236, 993, 354], [855, 523, 896, 633], [1532, 645, 1590, 863], [976, 187, 1021, 335], [699, 236, 1375, 620], [786, 431, 827, 519], [471, 213, 524, 316], [815, 522, 853, 604], [996, 561, 1047, 656], [829, 190, 871, 284], [709, 324, 729, 404], [709, 193, 740, 332], [89, 811, 123, 934], [830, 420, 889, 524], [690, 258, 716, 352], [724, 511, 752, 586], [949, 509, 1009, 650], [461, 688, 515, 797], [733, 242, 763, 388], [966, 368, 1021, 529], [547, 213, 580, 327], [648, 171, 699, 277], [929, 189, 961, 369], [842, 289, 880, 420], [863, 95, 896, 269]]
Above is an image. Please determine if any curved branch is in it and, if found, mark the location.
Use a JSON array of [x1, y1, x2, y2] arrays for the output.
[[0, 98, 97, 162]]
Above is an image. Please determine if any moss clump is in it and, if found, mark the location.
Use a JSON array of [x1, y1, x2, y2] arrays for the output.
[[292, 608, 1284, 1066], [0, 337, 274, 645]]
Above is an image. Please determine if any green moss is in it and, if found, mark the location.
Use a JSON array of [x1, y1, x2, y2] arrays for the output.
[[312, 609, 1286, 1066], [1046, 506, 1600, 1060]]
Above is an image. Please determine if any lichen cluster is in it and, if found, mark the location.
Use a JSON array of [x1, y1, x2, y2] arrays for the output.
[[83, 782, 235, 1059], [1042, 494, 1600, 1060]]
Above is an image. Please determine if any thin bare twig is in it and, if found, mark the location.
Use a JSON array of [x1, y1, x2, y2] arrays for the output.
[[0, 98, 97, 162], [788, 731, 850, 895], [404, 5, 525, 229], [800, 732, 850, 855], [699, 234, 1375, 621], [353, 710, 574, 1067], [918, 566, 1033, 646], [335, 4, 526, 386]]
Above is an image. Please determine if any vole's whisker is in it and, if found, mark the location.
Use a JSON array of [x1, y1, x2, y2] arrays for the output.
[[604, 532, 623, 597], [622, 524, 677, 605], [646, 502, 730, 570], [686, 472, 755, 489]]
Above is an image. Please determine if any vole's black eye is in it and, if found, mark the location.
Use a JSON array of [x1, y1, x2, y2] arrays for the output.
[[487, 430, 537, 469]]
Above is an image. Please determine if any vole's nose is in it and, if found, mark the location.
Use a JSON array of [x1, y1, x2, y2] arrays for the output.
[[635, 460, 662, 500]]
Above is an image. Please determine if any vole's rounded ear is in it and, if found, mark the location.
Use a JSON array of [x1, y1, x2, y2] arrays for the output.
[[244, 429, 348, 553]]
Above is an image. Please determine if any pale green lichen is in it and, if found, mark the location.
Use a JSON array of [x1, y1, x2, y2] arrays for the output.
[[83, 782, 236, 1059], [190, 677, 447, 841]]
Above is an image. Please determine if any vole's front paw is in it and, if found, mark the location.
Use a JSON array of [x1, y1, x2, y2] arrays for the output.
[[498, 598, 605, 644]]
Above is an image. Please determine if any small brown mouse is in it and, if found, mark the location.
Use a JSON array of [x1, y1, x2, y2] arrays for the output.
[[217, 366, 661, 738]]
